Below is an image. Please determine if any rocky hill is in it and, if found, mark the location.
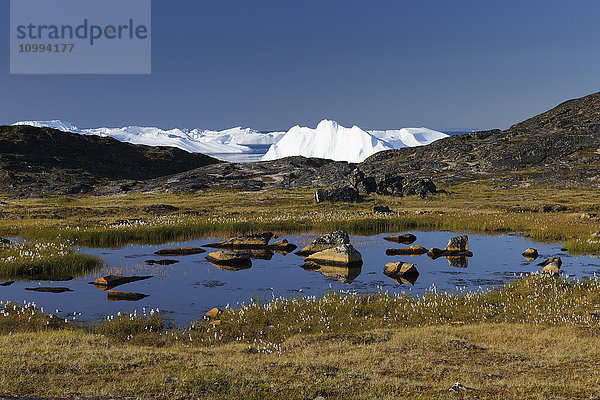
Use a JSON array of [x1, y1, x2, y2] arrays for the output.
[[361, 91, 600, 188], [0, 125, 220, 197], [2, 91, 600, 198]]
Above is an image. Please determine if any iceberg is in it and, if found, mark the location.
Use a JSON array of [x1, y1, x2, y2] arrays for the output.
[[261, 120, 448, 163]]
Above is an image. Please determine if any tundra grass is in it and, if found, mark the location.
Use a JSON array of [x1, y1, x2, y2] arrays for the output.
[[2, 275, 600, 398], [0, 183, 599, 252], [0, 241, 102, 279]]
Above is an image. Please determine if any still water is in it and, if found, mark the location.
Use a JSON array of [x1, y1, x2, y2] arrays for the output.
[[1, 231, 598, 325]]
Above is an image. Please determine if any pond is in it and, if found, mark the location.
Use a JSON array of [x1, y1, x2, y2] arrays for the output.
[[1, 231, 599, 326]]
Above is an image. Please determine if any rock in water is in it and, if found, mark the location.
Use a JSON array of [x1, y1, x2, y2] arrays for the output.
[[384, 234, 417, 244], [541, 262, 560, 275], [206, 232, 274, 249], [314, 187, 360, 203], [383, 262, 420, 285], [204, 307, 219, 319], [296, 230, 350, 256], [385, 245, 428, 256], [445, 235, 469, 251], [304, 244, 363, 268], [92, 275, 152, 290], [538, 257, 562, 267], [25, 287, 72, 293], [267, 239, 298, 253], [0, 237, 10, 245], [0, 281, 15, 287], [154, 247, 206, 256], [107, 290, 149, 301], [522, 248, 539, 260], [205, 250, 252, 267]]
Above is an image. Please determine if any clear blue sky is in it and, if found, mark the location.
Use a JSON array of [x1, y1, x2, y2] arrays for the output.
[[1, 0, 599, 131]]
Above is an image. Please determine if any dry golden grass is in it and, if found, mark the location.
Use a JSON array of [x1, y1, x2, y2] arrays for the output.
[[1, 276, 600, 398], [1, 323, 599, 399]]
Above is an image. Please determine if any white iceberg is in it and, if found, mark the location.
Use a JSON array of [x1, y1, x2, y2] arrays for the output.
[[261, 120, 448, 163]]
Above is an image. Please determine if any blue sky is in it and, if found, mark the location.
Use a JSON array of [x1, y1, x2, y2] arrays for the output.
[[1, 0, 599, 131]]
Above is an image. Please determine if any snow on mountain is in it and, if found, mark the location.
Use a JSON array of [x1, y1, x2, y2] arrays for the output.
[[261, 120, 393, 163], [261, 120, 448, 163]]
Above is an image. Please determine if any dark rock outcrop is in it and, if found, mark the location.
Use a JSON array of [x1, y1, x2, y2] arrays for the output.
[[373, 205, 393, 213], [0, 125, 220, 197], [315, 187, 360, 203]]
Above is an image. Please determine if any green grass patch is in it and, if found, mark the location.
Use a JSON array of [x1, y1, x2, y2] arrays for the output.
[[0, 241, 102, 279]]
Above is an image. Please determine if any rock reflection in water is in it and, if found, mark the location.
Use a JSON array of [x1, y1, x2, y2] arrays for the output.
[[445, 256, 469, 268], [311, 265, 362, 284], [208, 261, 252, 272]]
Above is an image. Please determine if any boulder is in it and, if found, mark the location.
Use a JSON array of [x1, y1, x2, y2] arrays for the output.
[[401, 178, 437, 198], [315, 187, 360, 203], [205, 250, 252, 267], [204, 307, 219, 319], [296, 230, 350, 256], [522, 248, 538, 260], [267, 239, 298, 254], [383, 262, 420, 282], [384, 234, 417, 244], [154, 247, 206, 256], [375, 175, 437, 198], [538, 257, 563, 268], [349, 168, 377, 194], [92, 275, 152, 290], [25, 287, 72, 293], [541, 262, 560, 275], [385, 245, 428, 256], [205, 232, 274, 249], [304, 244, 363, 268], [373, 205, 393, 213], [445, 235, 468, 252], [107, 290, 149, 301]]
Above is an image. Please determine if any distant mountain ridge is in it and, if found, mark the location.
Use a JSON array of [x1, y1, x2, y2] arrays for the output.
[[0, 124, 219, 196]]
